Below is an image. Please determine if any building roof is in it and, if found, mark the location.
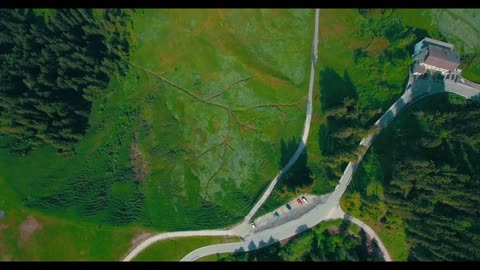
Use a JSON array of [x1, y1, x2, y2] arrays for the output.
[[423, 37, 455, 50], [424, 45, 460, 72]]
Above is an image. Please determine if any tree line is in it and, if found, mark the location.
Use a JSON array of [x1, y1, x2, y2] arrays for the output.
[[0, 9, 131, 154], [384, 95, 480, 261], [344, 93, 480, 261]]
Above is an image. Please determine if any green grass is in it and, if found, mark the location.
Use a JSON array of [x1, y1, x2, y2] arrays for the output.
[[396, 9, 435, 33], [433, 9, 480, 54], [0, 9, 316, 259], [128, 9, 313, 230], [462, 64, 480, 83], [133, 236, 240, 261], [432, 9, 480, 82], [0, 175, 148, 261]]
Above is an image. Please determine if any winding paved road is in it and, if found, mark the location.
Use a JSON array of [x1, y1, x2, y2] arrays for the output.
[[122, 230, 234, 261], [326, 205, 392, 261], [124, 8, 480, 262], [244, 7, 319, 224], [180, 71, 480, 262]]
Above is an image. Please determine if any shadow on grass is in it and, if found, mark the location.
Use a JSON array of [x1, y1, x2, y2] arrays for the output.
[[316, 67, 361, 183], [317, 67, 359, 156], [318, 67, 358, 113], [231, 237, 282, 261], [279, 138, 313, 192]]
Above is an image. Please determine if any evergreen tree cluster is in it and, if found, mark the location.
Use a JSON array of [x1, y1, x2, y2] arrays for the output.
[[384, 96, 480, 261], [346, 94, 480, 261], [0, 9, 131, 153]]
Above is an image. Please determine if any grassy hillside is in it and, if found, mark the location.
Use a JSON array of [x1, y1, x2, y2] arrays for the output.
[[0, 175, 147, 261], [0, 9, 315, 259], [129, 9, 313, 229]]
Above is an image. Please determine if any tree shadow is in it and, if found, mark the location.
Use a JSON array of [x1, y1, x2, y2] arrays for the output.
[[267, 236, 276, 245], [469, 92, 480, 103], [368, 74, 453, 187], [278, 138, 313, 192], [317, 68, 365, 183], [318, 67, 358, 113], [247, 240, 257, 251], [357, 228, 370, 260], [317, 68, 360, 156], [296, 224, 310, 234], [234, 246, 245, 253], [279, 137, 299, 168], [236, 237, 282, 261], [404, 27, 430, 55], [339, 218, 351, 233], [258, 240, 267, 248]]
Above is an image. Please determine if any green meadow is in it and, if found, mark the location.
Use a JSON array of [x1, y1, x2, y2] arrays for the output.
[[0, 9, 314, 260]]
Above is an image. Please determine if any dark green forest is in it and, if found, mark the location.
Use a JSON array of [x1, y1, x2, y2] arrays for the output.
[[343, 93, 480, 261], [0, 9, 131, 153], [216, 220, 384, 261]]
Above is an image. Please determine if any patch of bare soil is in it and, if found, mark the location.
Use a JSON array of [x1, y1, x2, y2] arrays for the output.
[[120, 231, 153, 260], [18, 215, 42, 245], [130, 141, 149, 182]]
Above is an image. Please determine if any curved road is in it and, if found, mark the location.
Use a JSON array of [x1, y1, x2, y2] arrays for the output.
[[326, 205, 392, 261], [124, 8, 480, 262], [122, 230, 233, 261], [180, 72, 480, 261]]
